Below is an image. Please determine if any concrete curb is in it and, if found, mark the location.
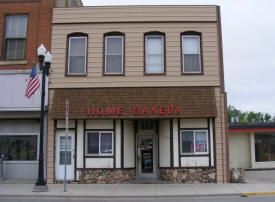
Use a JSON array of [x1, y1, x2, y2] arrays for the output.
[[242, 191, 275, 197], [0, 193, 242, 199]]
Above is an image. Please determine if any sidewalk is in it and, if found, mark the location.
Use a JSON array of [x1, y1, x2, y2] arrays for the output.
[[1, 183, 275, 198]]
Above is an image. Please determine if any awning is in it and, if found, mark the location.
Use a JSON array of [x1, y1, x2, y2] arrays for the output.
[[50, 87, 217, 119], [229, 122, 275, 132]]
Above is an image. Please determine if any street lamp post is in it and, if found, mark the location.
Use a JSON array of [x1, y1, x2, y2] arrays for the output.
[[34, 44, 52, 191]]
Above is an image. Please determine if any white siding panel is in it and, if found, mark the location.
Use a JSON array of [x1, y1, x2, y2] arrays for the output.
[[181, 156, 209, 167], [0, 120, 39, 133], [0, 73, 48, 110], [115, 120, 121, 168], [57, 120, 76, 128], [77, 120, 84, 168], [86, 120, 113, 129], [85, 158, 113, 168], [180, 119, 208, 128], [159, 120, 170, 167], [173, 119, 179, 167], [210, 119, 215, 166], [229, 132, 251, 169], [124, 120, 135, 168], [3, 161, 38, 179]]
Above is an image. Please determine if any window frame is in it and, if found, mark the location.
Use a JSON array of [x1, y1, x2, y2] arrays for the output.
[[144, 32, 165, 75], [85, 131, 114, 156], [254, 133, 275, 162], [0, 133, 39, 161], [180, 130, 209, 155], [3, 14, 28, 61], [104, 33, 124, 75], [181, 32, 203, 75], [66, 33, 88, 76]]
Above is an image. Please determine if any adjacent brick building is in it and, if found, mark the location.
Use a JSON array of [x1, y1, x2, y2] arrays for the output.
[[0, 0, 82, 180], [47, 5, 229, 184]]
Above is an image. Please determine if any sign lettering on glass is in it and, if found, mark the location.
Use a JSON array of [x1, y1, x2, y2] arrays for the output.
[[196, 143, 205, 152]]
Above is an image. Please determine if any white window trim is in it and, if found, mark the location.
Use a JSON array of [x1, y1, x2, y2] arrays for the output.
[[145, 35, 164, 74], [68, 36, 87, 75], [180, 130, 209, 155], [0, 133, 39, 161], [182, 35, 201, 74], [104, 35, 124, 74], [85, 131, 114, 156], [4, 15, 28, 60]]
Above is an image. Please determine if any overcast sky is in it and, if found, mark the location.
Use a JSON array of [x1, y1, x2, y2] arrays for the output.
[[82, 0, 275, 115]]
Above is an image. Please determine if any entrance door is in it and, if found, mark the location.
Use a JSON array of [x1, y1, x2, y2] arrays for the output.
[[137, 135, 157, 179], [55, 131, 75, 180]]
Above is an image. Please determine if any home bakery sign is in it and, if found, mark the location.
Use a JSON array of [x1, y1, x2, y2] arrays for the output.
[[87, 105, 182, 117]]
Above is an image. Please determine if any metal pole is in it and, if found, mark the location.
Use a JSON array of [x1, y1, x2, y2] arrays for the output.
[[0, 155, 4, 180], [64, 99, 69, 192], [36, 61, 46, 186]]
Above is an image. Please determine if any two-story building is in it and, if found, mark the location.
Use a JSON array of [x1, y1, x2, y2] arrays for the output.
[[0, 0, 54, 180], [0, 0, 82, 181], [47, 5, 229, 184]]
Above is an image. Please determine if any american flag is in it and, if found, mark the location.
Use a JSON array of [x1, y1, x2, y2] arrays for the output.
[[25, 64, 40, 99]]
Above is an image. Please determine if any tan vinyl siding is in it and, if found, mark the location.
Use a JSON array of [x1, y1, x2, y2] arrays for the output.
[[50, 21, 220, 88], [53, 6, 217, 24], [46, 89, 55, 184], [214, 87, 227, 183]]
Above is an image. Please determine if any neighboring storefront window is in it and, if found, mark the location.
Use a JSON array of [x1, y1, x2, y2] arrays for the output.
[[180, 130, 208, 154], [255, 133, 275, 162], [86, 131, 113, 155], [0, 135, 37, 160]]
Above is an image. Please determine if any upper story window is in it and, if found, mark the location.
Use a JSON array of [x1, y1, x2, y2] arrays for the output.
[[182, 32, 202, 74], [3, 15, 28, 60], [67, 33, 87, 75], [145, 32, 165, 74], [104, 32, 124, 75]]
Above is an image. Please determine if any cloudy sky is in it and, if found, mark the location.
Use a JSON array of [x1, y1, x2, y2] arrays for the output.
[[82, 0, 275, 115]]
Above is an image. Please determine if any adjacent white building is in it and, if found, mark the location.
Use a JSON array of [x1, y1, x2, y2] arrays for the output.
[[0, 71, 48, 180]]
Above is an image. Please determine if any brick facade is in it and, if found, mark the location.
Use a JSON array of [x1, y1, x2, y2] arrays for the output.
[[0, 0, 54, 70]]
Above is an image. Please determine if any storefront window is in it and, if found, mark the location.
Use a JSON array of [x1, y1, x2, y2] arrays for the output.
[[0, 135, 37, 160], [86, 131, 113, 156], [181, 130, 208, 154], [255, 133, 275, 162], [100, 133, 112, 154]]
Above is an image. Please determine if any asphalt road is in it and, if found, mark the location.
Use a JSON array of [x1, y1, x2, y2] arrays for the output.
[[1, 196, 275, 202]]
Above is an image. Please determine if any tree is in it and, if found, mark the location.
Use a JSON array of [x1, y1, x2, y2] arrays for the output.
[[227, 105, 274, 123]]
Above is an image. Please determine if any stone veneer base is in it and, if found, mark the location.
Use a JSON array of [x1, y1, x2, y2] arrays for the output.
[[78, 169, 136, 184], [158, 168, 216, 183], [55, 168, 216, 184]]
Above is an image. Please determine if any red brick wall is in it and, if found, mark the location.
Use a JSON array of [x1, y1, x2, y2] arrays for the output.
[[0, 0, 54, 70]]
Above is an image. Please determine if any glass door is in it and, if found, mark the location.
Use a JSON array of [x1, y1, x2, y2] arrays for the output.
[[137, 135, 157, 179], [55, 131, 75, 180]]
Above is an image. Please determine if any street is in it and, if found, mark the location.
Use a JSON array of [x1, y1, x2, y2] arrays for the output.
[[1, 196, 275, 202]]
